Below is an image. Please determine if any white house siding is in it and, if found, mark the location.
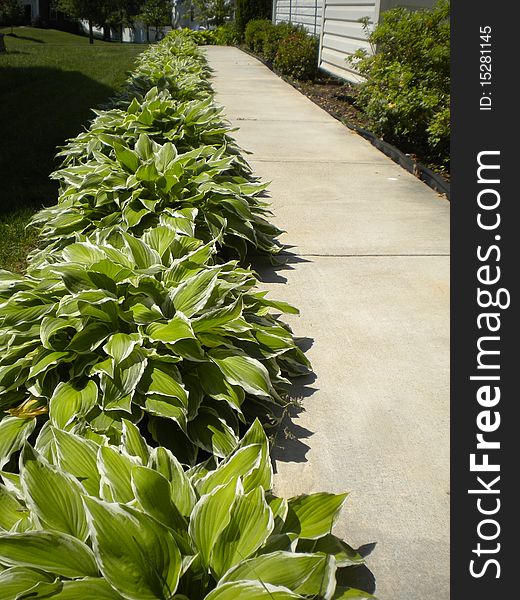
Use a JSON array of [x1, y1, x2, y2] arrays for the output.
[[273, 0, 323, 36], [319, 0, 377, 81]]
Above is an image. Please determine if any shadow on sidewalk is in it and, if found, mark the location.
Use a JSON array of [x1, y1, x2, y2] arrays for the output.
[[271, 370, 317, 469], [252, 248, 310, 284], [250, 246, 318, 467]]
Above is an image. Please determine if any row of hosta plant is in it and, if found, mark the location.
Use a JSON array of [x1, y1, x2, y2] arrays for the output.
[[0, 420, 364, 599], [0, 31, 374, 599]]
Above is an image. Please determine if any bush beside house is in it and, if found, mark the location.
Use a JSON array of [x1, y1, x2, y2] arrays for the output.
[[349, 0, 450, 167]]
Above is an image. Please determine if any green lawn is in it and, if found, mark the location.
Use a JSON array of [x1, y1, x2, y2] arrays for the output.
[[0, 27, 146, 271]]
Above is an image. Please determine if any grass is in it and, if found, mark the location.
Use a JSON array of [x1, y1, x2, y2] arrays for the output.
[[0, 27, 146, 271]]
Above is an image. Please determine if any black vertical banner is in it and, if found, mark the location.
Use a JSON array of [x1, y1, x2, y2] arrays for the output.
[[452, 1, 518, 598]]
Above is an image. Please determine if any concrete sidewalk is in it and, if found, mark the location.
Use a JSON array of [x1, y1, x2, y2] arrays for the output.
[[205, 46, 450, 600]]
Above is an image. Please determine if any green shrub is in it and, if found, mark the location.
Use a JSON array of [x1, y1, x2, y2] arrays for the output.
[[262, 21, 301, 62], [214, 22, 241, 45], [244, 18, 272, 54], [274, 31, 319, 81], [236, 0, 272, 39], [178, 28, 220, 46], [349, 0, 450, 166]]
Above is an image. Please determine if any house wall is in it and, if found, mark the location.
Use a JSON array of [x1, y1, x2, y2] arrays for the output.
[[319, 0, 377, 82], [273, 0, 323, 36]]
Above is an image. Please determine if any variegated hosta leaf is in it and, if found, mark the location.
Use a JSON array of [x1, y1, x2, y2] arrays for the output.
[[84, 496, 182, 600], [204, 581, 303, 599], [220, 551, 337, 599], [20, 446, 89, 541], [283, 493, 350, 540], [0, 530, 99, 578], [0, 416, 36, 469]]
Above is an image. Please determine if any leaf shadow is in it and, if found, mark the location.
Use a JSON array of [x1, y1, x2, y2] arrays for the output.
[[271, 371, 318, 469]]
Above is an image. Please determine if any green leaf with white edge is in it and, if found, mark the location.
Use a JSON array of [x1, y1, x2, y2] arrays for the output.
[[210, 485, 274, 578], [29, 351, 71, 379], [51, 577, 126, 599], [196, 362, 245, 415], [237, 419, 272, 493], [0, 417, 36, 470], [84, 497, 182, 600], [114, 144, 140, 173], [0, 471, 22, 497], [40, 316, 76, 350], [0, 531, 98, 578], [197, 444, 261, 496], [0, 484, 29, 531], [210, 351, 274, 397], [220, 551, 337, 599], [20, 446, 88, 541], [192, 297, 243, 333], [155, 142, 178, 173], [205, 581, 302, 600], [62, 242, 107, 266], [52, 428, 101, 496], [146, 313, 196, 344], [170, 268, 219, 317], [150, 447, 196, 517], [298, 534, 364, 567], [66, 321, 112, 351], [142, 225, 177, 259], [189, 477, 237, 567], [0, 567, 55, 598], [187, 411, 238, 458], [49, 381, 98, 429], [135, 133, 154, 161], [208, 420, 239, 458], [143, 396, 187, 429], [115, 349, 148, 397], [103, 333, 140, 364], [98, 445, 137, 503], [122, 232, 161, 270], [131, 466, 186, 531], [283, 493, 349, 540], [121, 419, 149, 465], [142, 365, 188, 405]]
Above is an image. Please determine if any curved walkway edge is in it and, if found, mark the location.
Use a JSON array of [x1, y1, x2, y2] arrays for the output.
[[205, 45, 450, 600]]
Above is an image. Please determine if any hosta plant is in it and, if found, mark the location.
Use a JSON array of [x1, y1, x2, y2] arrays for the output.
[[115, 31, 212, 106], [0, 421, 372, 600], [30, 132, 280, 264], [1, 220, 308, 463], [58, 89, 247, 170]]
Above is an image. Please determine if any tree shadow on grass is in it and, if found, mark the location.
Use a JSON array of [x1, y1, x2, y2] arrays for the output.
[[6, 33, 45, 43], [0, 66, 115, 216]]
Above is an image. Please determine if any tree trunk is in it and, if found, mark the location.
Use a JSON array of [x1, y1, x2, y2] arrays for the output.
[[0, 34, 6, 54], [146, 25, 150, 43], [103, 25, 111, 41], [88, 20, 94, 45]]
